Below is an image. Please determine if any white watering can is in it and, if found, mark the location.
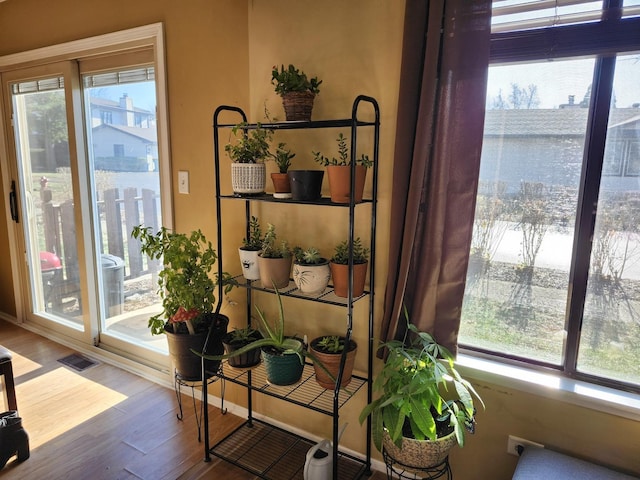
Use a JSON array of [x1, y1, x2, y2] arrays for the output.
[[303, 424, 348, 480]]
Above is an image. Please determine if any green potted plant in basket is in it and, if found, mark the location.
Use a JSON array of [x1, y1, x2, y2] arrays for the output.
[[257, 223, 292, 289], [271, 64, 322, 121], [313, 133, 373, 204], [268, 142, 296, 199], [238, 215, 263, 281], [330, 237, 369, 298], [309, 334, 358, 390], [131, 225, 236, 380], [358, 308, 484, 472], [292, 246, 331, 296], [225, 122, 273, 195]]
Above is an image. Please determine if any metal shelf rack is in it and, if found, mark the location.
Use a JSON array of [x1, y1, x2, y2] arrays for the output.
[[203, 95, 380, 480]]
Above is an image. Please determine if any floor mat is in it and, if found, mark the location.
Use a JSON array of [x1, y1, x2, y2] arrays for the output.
[[57, 353, 99, 372]]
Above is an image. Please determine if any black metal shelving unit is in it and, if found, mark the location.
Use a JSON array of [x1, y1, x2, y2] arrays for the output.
[[202, 95, 380, 480]]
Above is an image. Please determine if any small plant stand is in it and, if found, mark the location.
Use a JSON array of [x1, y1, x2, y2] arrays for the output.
[[383, 450, 452, 480], [175, 368, 226, 442]]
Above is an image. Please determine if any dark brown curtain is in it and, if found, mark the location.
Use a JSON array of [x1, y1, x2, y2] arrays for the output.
[[379, 0, 491, 355]]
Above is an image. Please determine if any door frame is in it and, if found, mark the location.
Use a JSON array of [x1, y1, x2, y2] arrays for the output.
[[0, 23, 173, 369]]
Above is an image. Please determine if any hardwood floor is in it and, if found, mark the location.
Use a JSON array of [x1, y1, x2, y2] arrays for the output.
[[0, 321, 384, 479]]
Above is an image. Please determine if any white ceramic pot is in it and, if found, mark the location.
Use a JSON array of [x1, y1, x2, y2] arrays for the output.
[[238, 247, 261, 280]]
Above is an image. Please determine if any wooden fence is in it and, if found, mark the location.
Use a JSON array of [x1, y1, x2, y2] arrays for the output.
[[40, 187, 160, 290]]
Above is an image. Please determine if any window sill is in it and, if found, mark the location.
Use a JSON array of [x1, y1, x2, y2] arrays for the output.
[[456, 354, 640, 421]]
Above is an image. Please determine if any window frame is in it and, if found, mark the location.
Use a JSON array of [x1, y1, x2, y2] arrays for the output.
[[460, 1, 640, 394]]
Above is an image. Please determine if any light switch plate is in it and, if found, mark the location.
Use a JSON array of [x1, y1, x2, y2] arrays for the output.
[[178, 170, 189, 194]]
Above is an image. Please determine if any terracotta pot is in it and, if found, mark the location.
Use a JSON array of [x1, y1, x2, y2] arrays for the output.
[[288, 170, 324, 201], [310, 337, 357, 389], [326, 165, 367, 204], [292, 260, 331, 295], [238, 247, 261, 280], [257, 256, 292, 289], [329, 261, 368, 298], [270, 172, 292, 199], [165, 314, 229, 380]]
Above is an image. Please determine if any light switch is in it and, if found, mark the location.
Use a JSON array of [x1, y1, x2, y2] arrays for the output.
[[178, 170, 189, 194]]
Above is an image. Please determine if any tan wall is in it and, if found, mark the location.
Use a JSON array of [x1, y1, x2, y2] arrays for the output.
[[0, 1, 639, 479]]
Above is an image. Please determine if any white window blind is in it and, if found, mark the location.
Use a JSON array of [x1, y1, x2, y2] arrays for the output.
[[11, 77, 64, 94], [492, 0, 640, 33], [83, 67, 154, 88]]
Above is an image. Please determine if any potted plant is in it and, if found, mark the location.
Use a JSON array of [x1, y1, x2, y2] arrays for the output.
[[292, 246, 331, 296], [257, 223, 292, 289], [131, 226, 236, 380], [288, 169, 325, 202], [221, 326, 263, 368], [309, 335, 357, 390], [201, 285, 321, 385], [268, 142, 295, 199], [313, 133, 373, 204], [238, 215, 263, 281], [358, 309, 484, 472], [225, 122, 273, 195], [271, 64, 322, 121], [330, 237, 369, 298]]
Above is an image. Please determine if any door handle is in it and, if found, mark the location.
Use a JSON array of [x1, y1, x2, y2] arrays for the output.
[[9, 180, 19, 223]]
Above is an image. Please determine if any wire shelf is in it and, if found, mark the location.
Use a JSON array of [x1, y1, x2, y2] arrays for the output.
[[210, 419, 368, 480], [218, 361, 366, 415]]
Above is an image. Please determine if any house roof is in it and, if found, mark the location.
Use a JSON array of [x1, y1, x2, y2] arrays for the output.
[[92, 123, 157, 143], [90, 97, 153, 115], [484, 107, 640, 136]]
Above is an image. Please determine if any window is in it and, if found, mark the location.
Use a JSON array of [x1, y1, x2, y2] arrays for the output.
[[459, 1, 640, 392]]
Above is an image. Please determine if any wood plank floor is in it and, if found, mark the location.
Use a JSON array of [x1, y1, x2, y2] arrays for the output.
[[0, 320, 383, 479]]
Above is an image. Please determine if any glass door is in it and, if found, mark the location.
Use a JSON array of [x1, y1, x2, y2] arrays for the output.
[[3, 60, 168, 364], [6, 63, 90, 341]]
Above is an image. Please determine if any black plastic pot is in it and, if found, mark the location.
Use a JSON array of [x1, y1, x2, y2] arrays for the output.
[[288, 170, 324, 201], [165, 314, 229, 381]]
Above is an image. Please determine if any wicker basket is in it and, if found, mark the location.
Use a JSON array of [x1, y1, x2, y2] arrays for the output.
[[382, 430, 457, 474], [281, 92, 316, 121], [231, 163, 266, 195]]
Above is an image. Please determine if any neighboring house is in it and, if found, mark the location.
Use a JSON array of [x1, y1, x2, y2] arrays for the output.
[[89, 94, 158, 171], [481, 107, 640, 195], [89, 94, 155, 129], [90, 123, 158, 171]]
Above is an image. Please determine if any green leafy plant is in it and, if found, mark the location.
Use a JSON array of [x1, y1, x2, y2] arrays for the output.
[[292, 246, 326, 265], [225, 122, 273, 163], [200, 285, 325, 368], [242, 216, 263, 250], [225, 326, 262, 344], [131, 226, 236, 335], [271, 64, 322, 96], [314, 335, 345, 354], [358, 308, 484, 452], [312, 133, 372, 168], [260, 223, 292, 259], [331, 237, 369, 265], [269, 142, 296, 173]]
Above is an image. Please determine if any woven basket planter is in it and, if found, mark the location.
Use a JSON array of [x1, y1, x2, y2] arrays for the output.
[[231, 163, 266, 195], [281, 92, 316, 121], [382, 430, 458, 473]]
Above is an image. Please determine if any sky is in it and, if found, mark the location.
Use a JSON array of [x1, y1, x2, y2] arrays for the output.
[[487, 54, 640, 110]]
